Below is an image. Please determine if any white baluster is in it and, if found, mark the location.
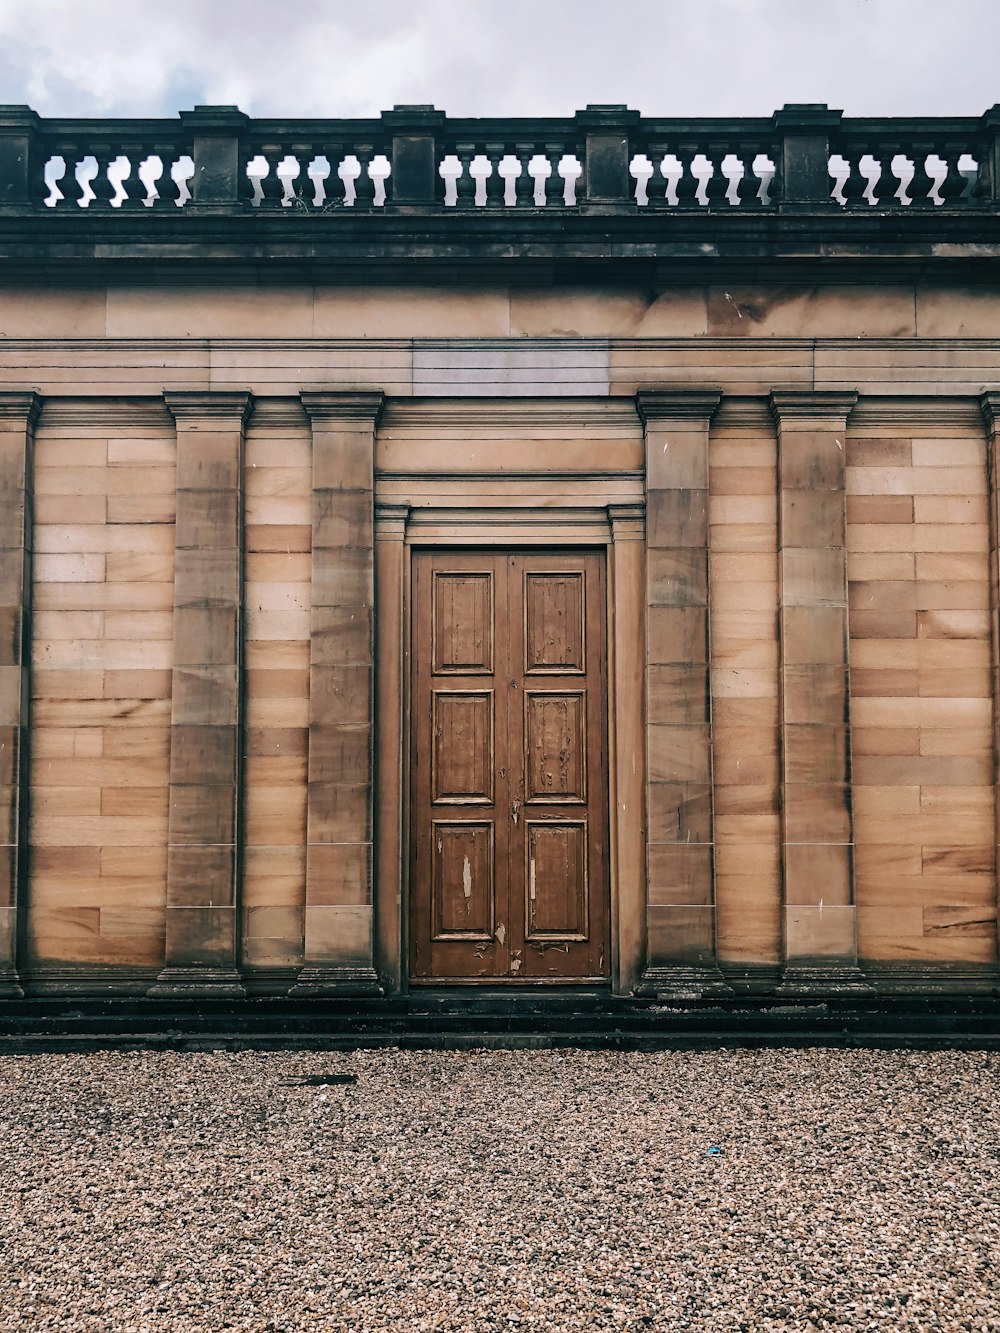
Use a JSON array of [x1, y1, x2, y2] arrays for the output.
[[277, 154, 300, 207], [138, 155, 163, 207], [439, 154, 461, 207], [338, 154, 360, 206], [530, 154, 551, 206], [172, 155, 194, 207], [107, 155, 130, 208], [558, 154, 581, 206], [43, 156, 66, 208], [499, 154, 520, 207], [76, 156, 99, 208], [370, 154, 390, 207], [308, 155, 330, 207], [246, 154, 269, 208], [629, 154, 652, 206], [470, 155, 492, 207], [660, 154, 682, 207]]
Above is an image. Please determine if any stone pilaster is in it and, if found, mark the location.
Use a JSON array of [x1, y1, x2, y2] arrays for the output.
[[770, 390, 871, 995], [373, 504, 409, 995], [149, 390, 253, 999], [979, 392, 1000, 991], [292, 391, 384, 996], [637, 390, 730, 998], [0, 392, 39, 998], [608, 505, 647, 995]]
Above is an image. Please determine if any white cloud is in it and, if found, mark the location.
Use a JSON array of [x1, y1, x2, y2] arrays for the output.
[[0, 0, 998, 118]]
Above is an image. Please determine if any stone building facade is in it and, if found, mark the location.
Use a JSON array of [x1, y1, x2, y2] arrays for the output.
[[2, 102, 1000, 1000]]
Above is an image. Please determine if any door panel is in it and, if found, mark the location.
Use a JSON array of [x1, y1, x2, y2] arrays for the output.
[[525, 691, 586, 803], [523, 572, 586, 672], [432, 690, 494, 803], [525, 821, 588, 939], [411, 549, 608, 984], [432, 571, 494, 673], [432, 821, 494, 940]]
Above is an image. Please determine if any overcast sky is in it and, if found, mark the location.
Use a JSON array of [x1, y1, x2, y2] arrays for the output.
[[0, 0, 997, 120]]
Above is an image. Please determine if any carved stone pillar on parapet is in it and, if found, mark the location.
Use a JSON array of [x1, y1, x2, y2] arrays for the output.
[[770, 390, 872, 995], [636, 390, 731, 999], [149, 390, 253, 999], [0, 392, 39, 998], [291, 391, 384, 996]]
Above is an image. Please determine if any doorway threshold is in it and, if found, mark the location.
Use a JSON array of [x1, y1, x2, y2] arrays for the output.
[[407, 986, 617, 1018]]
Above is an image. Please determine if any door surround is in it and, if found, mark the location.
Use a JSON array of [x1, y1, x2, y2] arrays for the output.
[[408, 548, 610, 984], [374, 495, 645, 996]]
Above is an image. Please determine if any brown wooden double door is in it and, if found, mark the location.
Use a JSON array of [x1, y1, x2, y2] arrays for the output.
[[410, 550, 609, 983]]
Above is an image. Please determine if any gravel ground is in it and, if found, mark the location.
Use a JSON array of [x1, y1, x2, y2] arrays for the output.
[[0, 1048, 998, 1332]]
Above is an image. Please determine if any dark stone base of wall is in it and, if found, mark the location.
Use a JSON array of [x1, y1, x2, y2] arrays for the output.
[[12, 961, 1000, 1003], [3, 981, 1000, 1051]]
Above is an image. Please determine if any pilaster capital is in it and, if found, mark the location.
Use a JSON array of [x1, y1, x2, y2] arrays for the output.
[[636, 389, 721, 427], [300, 390, 385, 428], [979, 390, 1000, 437], [0, 390, 41, 429], [769, 390, 858, 428], [164, 389, 254, 426], [608, 503, 645, 541], [375, 502, 411, 540]]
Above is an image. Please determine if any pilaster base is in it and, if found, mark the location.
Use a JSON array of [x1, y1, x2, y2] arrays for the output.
[[635, 964, 734, 1001], [720, 963, 783, 996], [0, 969, 23, 999], [289, 964, 384, 998], [862, 961, 1000, 996], [146, 967, 246, 1000], [776, 963, 874, 997]]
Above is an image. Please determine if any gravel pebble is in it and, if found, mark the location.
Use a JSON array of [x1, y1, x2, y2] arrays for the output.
[[0, 1047, 998, 1331]]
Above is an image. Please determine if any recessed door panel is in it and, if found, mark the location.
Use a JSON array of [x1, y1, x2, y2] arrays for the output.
[[526, 821, 588, 940], [432, 690, 493, 803], [432, 822, 494, 940], [411, 549, 608, 984], [525, 690, 586, 803], [524, 571, 585, 673], [432, 571, 493, 674]]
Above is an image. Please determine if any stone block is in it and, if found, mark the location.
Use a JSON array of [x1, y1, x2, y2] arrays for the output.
[[309, 666, 372, 728], [167, 783, 237, 845], [305, 843, 372, 905], [647, 844, 713, 906], [646, 782, 713, 843], [303, 904, 372, 965], [647, 607, 708, 666], [784, 904, 857, 961], [646, 904, 716, 966], [310, 605, 373, 667], [647, 665, 710, 725], [783, 843, 852, 906], [306, 783, 372, 843], [647, 724, 711, 784], [781, 489, 846, 548], [163, 905, 238, 968], [647, 548, 708, 607], [646, 488, 709, 549]]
